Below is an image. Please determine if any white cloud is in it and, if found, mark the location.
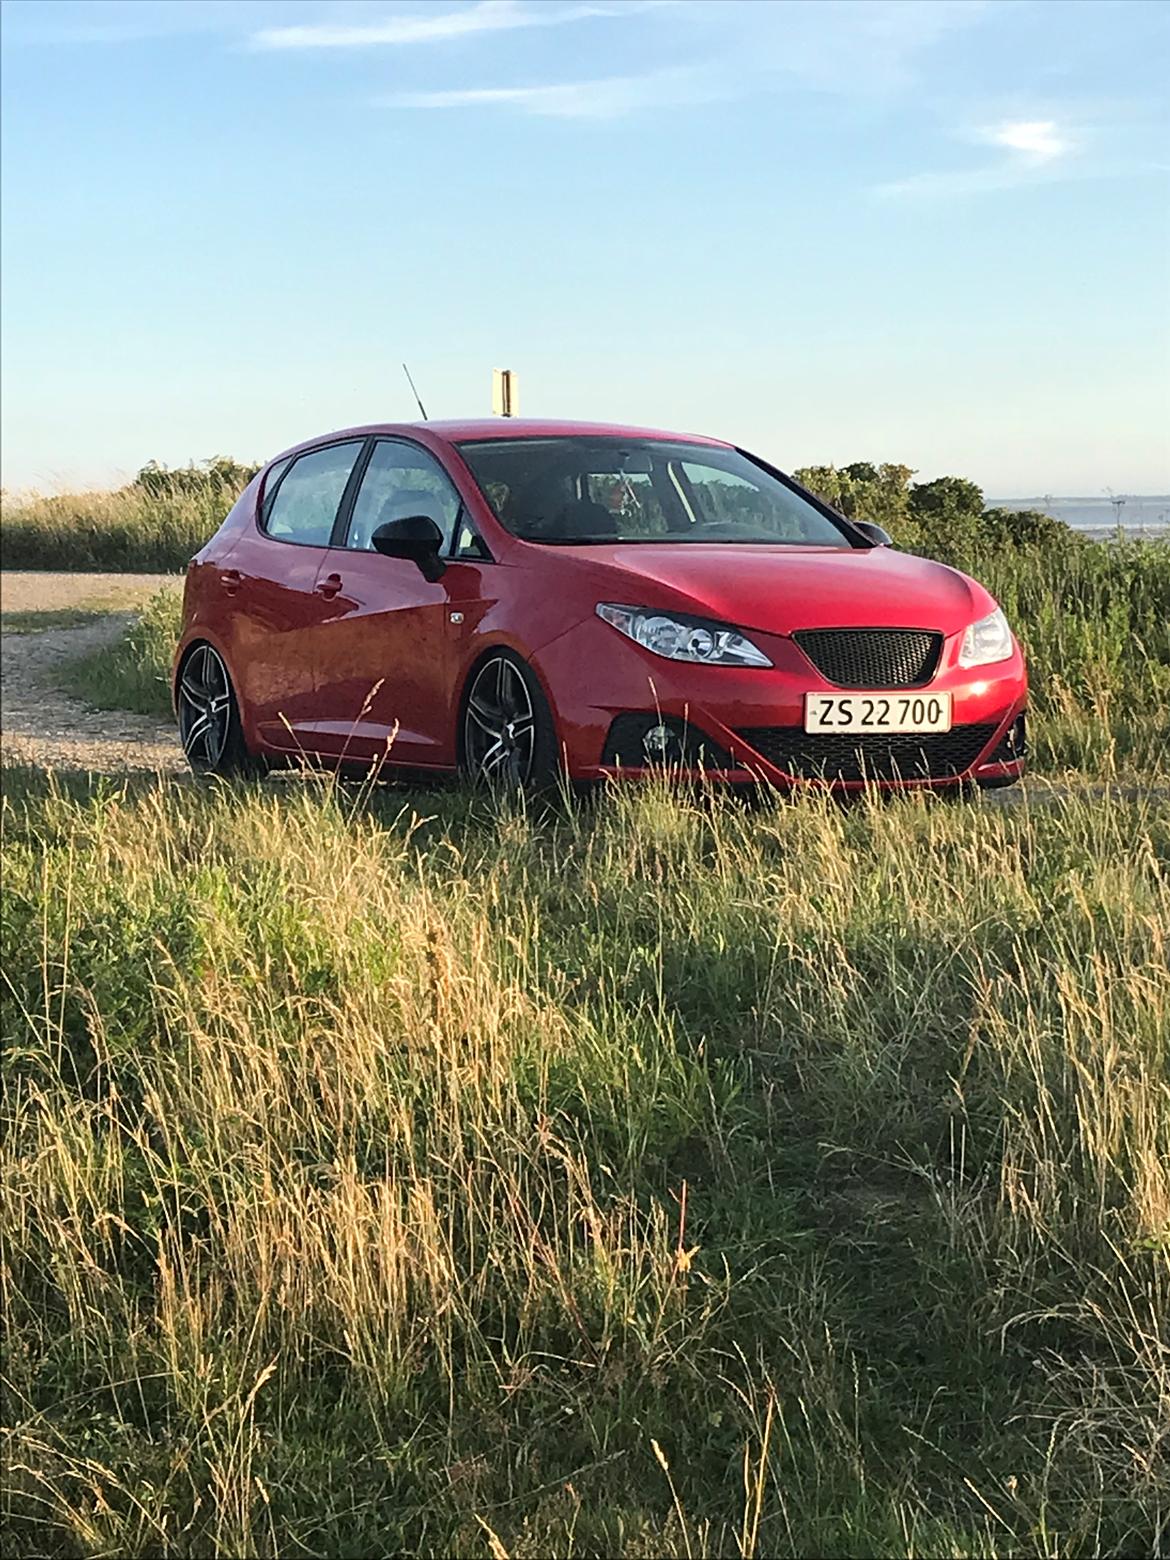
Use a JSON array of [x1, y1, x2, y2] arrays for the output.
[[980, 119, 1071, 162], [251, 0, 632, 51], [381, 68, 715, 119], [876, 114, 1078, 197]]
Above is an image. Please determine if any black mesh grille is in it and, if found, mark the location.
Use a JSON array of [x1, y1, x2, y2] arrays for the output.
[[737, 724, 998, 782], [794, 629, 942, 688]]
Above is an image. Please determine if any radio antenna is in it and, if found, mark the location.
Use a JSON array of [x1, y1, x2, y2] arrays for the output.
[[402, 362, 429, 421]]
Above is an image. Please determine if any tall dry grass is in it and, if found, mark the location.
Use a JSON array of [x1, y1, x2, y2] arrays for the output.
[[2, 771, 1167, 1556], [0, 487, 223, 572]]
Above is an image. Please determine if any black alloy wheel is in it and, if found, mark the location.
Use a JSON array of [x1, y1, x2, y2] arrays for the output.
[[177, 643, 253, 776], [463, 653, 556, 787]]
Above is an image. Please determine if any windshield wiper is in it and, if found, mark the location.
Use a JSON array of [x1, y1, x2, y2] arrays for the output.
[[512, 533, 616, 545]]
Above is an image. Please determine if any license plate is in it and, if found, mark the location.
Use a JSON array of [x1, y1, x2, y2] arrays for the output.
[[804, 691, 952, 734]]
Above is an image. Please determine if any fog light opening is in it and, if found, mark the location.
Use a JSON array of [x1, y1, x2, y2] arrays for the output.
[[642, 723, 679, 764], [601, 714, 735, 772]]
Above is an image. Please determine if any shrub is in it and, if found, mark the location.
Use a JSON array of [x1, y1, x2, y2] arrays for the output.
[[982, 506, 1077, 550]]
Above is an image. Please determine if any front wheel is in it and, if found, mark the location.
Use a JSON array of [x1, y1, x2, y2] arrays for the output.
[[176, 643, 257, 777], [461, 652, 559, 788]]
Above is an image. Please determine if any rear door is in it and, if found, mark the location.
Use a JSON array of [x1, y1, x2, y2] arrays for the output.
[[308, 438, 483, 768], [223, 439, 367, 751]]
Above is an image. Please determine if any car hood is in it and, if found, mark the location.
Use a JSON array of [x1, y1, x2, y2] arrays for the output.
[[544, 542, 989, 636]]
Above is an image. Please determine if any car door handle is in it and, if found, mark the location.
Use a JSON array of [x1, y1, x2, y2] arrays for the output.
[[317, 573, 343, 598], [220, 568, 243, 594]]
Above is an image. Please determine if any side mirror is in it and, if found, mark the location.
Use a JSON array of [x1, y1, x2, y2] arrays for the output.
[[371, 515, 447, 581], [854, 520, 893, 547]]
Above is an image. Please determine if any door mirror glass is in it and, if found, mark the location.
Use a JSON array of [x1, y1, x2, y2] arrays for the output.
[[371, 515, 447, 580], [854, 520, 894, 547]]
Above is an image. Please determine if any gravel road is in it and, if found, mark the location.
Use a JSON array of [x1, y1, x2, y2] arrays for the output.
[[1, 570, 178, 616], [1, 572, 183, 773]]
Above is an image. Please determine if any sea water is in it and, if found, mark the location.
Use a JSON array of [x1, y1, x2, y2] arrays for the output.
[[988, 495, 1170, 538]]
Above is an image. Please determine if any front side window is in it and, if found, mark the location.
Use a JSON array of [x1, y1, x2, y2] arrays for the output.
[[264, 441, 363, 546], [345, 440, 463, 552], [456, 438, 853, 547]]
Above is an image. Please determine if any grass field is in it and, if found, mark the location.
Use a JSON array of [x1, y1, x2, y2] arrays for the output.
[[3, 486, 1168, 1556], [2, 771, 1167, 1557]]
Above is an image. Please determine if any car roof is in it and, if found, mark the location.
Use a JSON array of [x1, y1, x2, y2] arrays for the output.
[[421, 418, 730, 445], [269, 418, 732, 465]]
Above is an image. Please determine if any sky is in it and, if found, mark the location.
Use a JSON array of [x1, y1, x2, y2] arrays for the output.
[[2, 0, 1168, 496]]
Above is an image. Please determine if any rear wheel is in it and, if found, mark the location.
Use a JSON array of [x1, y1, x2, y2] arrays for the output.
[[462, 652, 558, 788], [176, 643, 256, 777]]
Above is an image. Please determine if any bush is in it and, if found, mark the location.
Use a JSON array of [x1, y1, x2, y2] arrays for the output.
[[793, 463, 1081, 565], [134, 456, 260, 501], [982, 506, 1076, 549]]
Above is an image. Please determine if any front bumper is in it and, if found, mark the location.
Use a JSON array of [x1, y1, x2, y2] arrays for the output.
[[531, 616, 1029, 791]]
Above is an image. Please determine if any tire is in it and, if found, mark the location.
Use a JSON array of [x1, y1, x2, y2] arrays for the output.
[[460, 650, 559, 788], [176, 642, 257, 778]]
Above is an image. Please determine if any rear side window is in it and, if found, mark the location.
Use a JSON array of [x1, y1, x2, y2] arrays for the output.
[[264, 441, 363, 546]]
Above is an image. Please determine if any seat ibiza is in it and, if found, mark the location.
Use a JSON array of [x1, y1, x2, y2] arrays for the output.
[[174, 419, 1028, 791]]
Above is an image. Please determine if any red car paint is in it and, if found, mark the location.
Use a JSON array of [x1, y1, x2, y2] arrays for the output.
[[175, 418, 1028, 790]]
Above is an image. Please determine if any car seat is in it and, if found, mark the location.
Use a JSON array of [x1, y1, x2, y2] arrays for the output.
[[509, 475, 617, 539]]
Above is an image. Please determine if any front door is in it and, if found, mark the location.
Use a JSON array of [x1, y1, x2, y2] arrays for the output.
[[225, 439, 367, 751], [308, 439, 479, 768]]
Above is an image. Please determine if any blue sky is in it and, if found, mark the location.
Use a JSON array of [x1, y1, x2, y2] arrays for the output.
[[2, 0, 1167, 494]]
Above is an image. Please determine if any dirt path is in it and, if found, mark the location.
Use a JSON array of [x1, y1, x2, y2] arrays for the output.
[[0, 571, 178, 616], [1, 572, 183, 773]]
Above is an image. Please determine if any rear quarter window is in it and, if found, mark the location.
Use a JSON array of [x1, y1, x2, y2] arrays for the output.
[[263, 441, 363, 546], [260, 457, 293, 525]]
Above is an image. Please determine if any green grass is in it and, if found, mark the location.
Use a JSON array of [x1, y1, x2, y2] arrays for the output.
[[57, 587, 182, 717], [2, 770, 1167, 1557], [1, 606, 124, 635], [5, 472, 1168, 779], [973, 537, 1170, 775]]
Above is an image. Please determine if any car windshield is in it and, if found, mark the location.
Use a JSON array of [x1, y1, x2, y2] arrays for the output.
[[455, 437, 855, 547]]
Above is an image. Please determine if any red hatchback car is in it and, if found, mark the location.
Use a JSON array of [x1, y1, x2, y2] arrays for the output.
[[174, 419, 1028, 791]]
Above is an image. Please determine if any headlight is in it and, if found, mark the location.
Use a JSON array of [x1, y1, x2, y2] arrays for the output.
[[959, 606, 1014, 668], [596, 603, 772, 667]]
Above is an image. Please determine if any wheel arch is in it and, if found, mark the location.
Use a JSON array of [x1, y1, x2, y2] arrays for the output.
[[173, 633, 258, 755], [454, 642, 563, 773], [173, 630, 230, 711]]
